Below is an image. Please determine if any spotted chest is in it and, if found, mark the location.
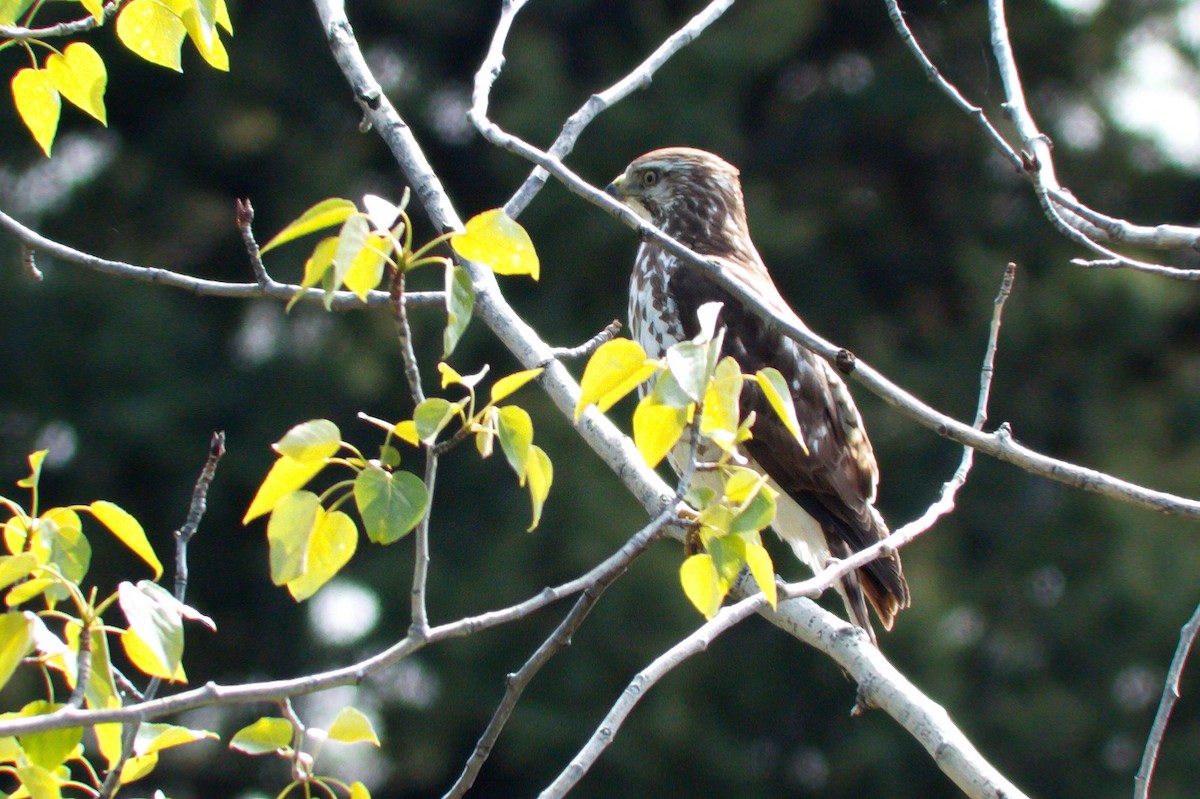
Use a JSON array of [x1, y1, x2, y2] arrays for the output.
[[628, 244, 688, 360]]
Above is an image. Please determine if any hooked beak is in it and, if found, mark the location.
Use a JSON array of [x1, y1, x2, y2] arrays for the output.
[[604, 174, 626, 199]]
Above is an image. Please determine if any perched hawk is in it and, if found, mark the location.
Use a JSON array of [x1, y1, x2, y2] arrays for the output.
[[605, 147, 909, 640]]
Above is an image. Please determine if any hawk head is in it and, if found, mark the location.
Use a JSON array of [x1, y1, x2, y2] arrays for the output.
[[605, 148, 750, 254]]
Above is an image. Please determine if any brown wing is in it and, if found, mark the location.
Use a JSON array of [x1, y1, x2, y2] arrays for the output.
[[667, 255, 910, 628]]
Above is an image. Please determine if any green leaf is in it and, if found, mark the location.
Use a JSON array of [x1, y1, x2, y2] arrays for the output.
[[0, 611, 35, 691], [443, 265, 474, 356], [451, 209, 540, 280], [632, 395, 690, 469], [491, 368, 543, 404], [327, 707, 380, 746], [679, 554, 724, 619], [730, 485, 776, 536], [285, 508, 357, 601], [266, 491, 320, 585], [243, 455, 326, 524], [497, 405, 534, 481], [574, 338, 658, 420], [755, 368, 807, 452], [525, 445, 552, 531], [89, 501, 162, 579], [15, 763, 61, 799], [17, 701, 82, 770], [0, 0, 36, 25], [45, 42, 107, 125], [260, 198, 357, 255], [118, 581, 185, 680], [5, 577, 53, 607], [230, 717, 294, 755], [275, 419, 341, 462], [354, 466, 428, 545], [16, 450, 47, 489], [413, 397, 459, 444], [699, 356, 743, 451], [12, 68, 60, 157], [116, 0, 188, 72]]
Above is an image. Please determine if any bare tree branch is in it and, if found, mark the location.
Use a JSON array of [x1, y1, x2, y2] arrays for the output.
[[0, 207, 443, 310], [0, 0, 124, 41], [1133, 599, 1200, 799]]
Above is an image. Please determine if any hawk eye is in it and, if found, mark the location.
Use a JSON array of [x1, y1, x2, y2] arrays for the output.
[[641, 169, 660, 187]]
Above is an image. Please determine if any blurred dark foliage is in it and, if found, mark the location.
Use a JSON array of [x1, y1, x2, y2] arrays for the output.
[[2, 0, 1200, 797]]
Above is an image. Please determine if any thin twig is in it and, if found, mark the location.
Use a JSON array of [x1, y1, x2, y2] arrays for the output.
[[410, 448, 436, 637], [65, 620, 93, 710], [0, 208, 443, 310], [97, 434, 224, 798], [538, 593, 766, 798], [547, 320, 622, 361], [0, 0, 124, 40], [236, 199, 271, 286], [1133, 600, 1200, 799]]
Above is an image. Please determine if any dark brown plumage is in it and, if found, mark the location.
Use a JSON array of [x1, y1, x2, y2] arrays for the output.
[[606, 147, 909, 640]]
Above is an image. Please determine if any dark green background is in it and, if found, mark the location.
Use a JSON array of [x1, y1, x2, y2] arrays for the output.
[[2, 0, 1200, 797]]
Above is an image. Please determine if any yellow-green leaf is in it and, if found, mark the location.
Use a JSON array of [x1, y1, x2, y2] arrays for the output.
[[632, 395, 690, 469], [16, 450, 47, 489], [266, 490, 320, 585], [744, 543, 777, 608], [275, 419, 341, 462], [16, 701, 81, 771], [354, 466, 427, 545], [679, 553, 724, 619], [343, 232, 391, 301], [133, 722, 217, 756], [438, 362, 463, 388], [574, 338, 658, 420], [525, 445, 552, 531], [699, 356, 742, 451], [287, 235, 340, 312], [89, 501, 162, 578], [0, 0, 36, 25], [118, 751, 159, 784], [12, 69, 60, 157], [261, 198, 357, 255], [413, 397, 460, 444], [45, 42, 107, 124], [0, 611, 35, 691], [0, 553, 38, 591], [755, 367, 807, 453], [117, 0, 188, 72], [491, 368, 543, 404], [285, 508, 357, 601], [230, 717, 294, 755], [80, 0, 103, 21], [327, 707, 380, 746], [443, 265, 474, 356], [243, 455, 325, 524], [391, 420, 419, 447], [162, 0, 229, 70], [450, 209, 540, 280], [15, 763, 61, 799], [118, 581, 185, 680], [328, 213, 370, 304], [350, 781, 372, 799], [497, 405, 534, 481], [5, 577, 53, 607]]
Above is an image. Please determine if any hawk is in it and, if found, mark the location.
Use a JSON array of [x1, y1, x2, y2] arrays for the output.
[[605, 147, 909, 641]]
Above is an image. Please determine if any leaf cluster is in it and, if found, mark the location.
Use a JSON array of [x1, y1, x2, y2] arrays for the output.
[[3, 0, 233, 156]]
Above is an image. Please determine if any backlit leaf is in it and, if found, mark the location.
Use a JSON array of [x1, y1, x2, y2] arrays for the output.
[[260, 198, 357, 254], [665, 340, 713, 402], [0, 553, 38, 591], [89, 501, 162, 578], [679, 554, 724, 619], [574, 338, 657, 420], [11, 69, 59, 157], [451, 209, 539, 280], [755, 368, 807, 453], [0, 611, 34, 691], [491, 368, 543, 404], [266, 491, 320, 585], [525, 445, 552, 531], [329, 213, 371, 305], [45, 42, 107, 124], [17, 700, 81, 770], [16, 450, 47, 489], [14, 763, 61, 799], [497, 405, 534, 481], [243, 456, 325, 524], [275, 419, 341, 462], [350, 782, 372, 799], [699, 356, 743, 451], [327, 707, 380, 746], [0, 1, 36, 25], [118, 582, 185, 680], [413, 397, 459, 444], [343, 232, 391, 300], [632, 395, 690, 469], [354, 466, 427, 545], [285, 508, 357, 601], [133, 722, 217, 756], [117, 0, 187, 72], [744, 543, 778, 608], [230, 717, 294, 755]]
